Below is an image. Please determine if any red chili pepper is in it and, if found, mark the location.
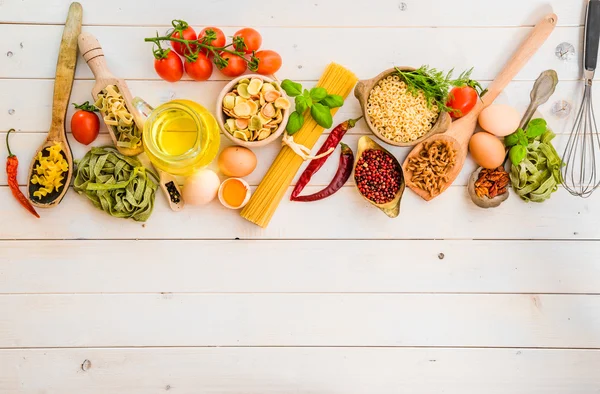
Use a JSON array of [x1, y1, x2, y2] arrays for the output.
[[291, 117, 361, 200], [292, 143, 353, 202], [5, 129, 39, 218]]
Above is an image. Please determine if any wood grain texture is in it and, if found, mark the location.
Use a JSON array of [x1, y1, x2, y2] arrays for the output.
[[0, 0, 585, 27], [0, 184, 596, 240], [0, 25, 582, 81], [1, 240, 600, 294], [1, 293, 599, 348], [1, 347, 599, 394]]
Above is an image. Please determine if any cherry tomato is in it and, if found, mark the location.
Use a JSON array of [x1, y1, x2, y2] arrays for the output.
[[254, 50, 282, 75], [218, 52, 247, 77], [233, 28, 262, 54], [71, 108, 99, 145], [184, 53, 213, 81], [171, 26, 197, 56], [197, 27, 226, 54], [447, 86, 478, 119], [154, 50, 184, 82]]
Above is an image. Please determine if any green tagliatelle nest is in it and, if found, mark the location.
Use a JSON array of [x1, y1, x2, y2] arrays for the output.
[[74, 147, 159, 222], [509, 130, 563, 202]]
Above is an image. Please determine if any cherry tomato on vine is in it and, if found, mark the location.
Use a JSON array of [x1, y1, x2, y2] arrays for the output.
[[70, 102, 99, 145], [233, 28, 262, 54], [253, 50, 282, 75], [154, 50, 184, 82], [171, 26, 197, 56], [184, 53, 213, 81], [447, 86, 479, 119], [218, 52, 247, 77], [197, 27, 226, 54]]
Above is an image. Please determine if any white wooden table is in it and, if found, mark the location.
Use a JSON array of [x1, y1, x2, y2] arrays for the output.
[[1, 1, 600, 392]]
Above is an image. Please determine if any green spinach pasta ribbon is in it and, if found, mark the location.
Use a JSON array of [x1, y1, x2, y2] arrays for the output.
[[74, 147, 158, 222], [509, 130, 563, 203]]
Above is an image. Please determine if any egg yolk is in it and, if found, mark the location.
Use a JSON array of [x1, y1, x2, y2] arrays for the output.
[[222, 179, 247, 207]]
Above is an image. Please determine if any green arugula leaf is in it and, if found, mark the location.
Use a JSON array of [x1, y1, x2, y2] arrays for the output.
[[286, 111, 304, 135], [309, 87, 327, 102], [281, 80, 303, 97], [320, 94, 344, 108], [310, 102, 333, 128], [509, 145, 527, 166]]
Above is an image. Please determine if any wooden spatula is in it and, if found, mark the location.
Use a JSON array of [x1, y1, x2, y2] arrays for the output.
[[402, 13, 557, 201], [77, 32, 145, 157], [27, 2, 82, 208]]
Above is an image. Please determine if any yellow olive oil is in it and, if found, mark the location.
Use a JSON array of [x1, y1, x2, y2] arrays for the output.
[[143, 100, 220, 176]]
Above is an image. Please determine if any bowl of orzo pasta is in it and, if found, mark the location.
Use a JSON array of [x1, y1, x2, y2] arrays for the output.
[[354, 67, 451, 147]]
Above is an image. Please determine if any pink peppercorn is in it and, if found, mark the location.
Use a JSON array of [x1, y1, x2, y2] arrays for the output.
[[354, 149, 402, 204]]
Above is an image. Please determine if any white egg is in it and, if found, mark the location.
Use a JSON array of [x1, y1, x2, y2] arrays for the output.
[[478, 104, 521, 137], [182, 170, 221, 205]]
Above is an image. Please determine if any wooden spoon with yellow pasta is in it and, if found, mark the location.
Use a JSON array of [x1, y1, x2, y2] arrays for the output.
[[78, 32, 145, 157], [27, 2, 82, 208]]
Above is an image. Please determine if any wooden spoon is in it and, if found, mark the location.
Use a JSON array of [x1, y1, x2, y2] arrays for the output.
[[77, 32, 145, 157], [27, 2, 82, 208], [402, 13, 557, 201]]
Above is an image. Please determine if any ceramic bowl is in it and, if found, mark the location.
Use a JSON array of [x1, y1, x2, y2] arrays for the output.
[[354, 67, 452, 147], [216, 74, 290, 148]]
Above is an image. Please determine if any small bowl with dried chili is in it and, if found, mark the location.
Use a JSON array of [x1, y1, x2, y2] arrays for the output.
[[467, 166, 510, 209], [353, 136, 405, 218]]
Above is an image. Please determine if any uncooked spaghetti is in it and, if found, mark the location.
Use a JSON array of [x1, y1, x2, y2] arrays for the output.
[[241, 63, 358, 227], [406, 140, 457, 197]]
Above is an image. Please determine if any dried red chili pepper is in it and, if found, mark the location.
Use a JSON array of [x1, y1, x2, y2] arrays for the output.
[[292, 143, 353, 202], [291, 117, 361, 200], [5, 129, 39, 218]]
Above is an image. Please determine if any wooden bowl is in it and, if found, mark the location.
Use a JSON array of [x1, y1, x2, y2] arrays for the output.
[[354, 67, 451, 147], [216, 74, 290, 148]]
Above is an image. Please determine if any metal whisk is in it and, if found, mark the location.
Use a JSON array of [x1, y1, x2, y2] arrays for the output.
[[562, 0, 600, 197]]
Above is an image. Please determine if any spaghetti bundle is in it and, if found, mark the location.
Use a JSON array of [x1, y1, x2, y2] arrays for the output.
[[241, 63, 358, 227]]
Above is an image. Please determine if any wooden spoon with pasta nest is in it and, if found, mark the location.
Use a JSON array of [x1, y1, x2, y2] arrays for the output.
[[402, 13, 557, 201], [77, 32, 145, 157]]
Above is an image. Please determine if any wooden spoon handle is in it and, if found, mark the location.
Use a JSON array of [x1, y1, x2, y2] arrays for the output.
[[78, 32, 115, 82], [49, 2, 82, 140], [483, 13, 557, 106]]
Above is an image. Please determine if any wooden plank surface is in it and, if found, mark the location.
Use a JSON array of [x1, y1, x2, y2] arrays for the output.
[[1, 347, 598, 394], [0, 185, 596, 240], [2, 240, 600, 294], [1, 293, 599, 348], [0, 25, 581, 81], [1, 0, 598, 392], [0, 0, 585, 27]]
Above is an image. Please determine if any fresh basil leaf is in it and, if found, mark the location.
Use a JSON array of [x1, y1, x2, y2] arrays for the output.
[[504, 131, 520, 147], [320, 94, 344, 108], [310, 102, 333, 128], [281, 80, 303, 97], [295, 95, 308, 114], [525, 118, 547, 139], [527, 118, 547, 129], [286, 111, 304, 135], [309, 87, 327, 102], [509, 145, 527, 166], [518, 131, 529, 147]]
